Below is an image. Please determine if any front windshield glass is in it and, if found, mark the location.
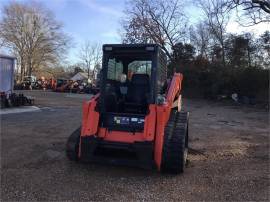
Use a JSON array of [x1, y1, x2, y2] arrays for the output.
[[128, 61, 152, 78], [101, 50, 155, 114], [106, 57, 152, 82]]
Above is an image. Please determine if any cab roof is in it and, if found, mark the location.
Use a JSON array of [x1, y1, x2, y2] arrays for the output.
[[102, 44, 161, 52]]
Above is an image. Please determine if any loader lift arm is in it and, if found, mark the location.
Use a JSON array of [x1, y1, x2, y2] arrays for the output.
[[154, 73, 185, 170], [166, 73, 183, 111]]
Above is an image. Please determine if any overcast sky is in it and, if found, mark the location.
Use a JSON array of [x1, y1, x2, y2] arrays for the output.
[[0, 0, 269, 63]]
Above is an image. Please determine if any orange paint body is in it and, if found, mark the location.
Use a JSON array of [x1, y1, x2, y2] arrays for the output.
[[80, 73, 183, 170]]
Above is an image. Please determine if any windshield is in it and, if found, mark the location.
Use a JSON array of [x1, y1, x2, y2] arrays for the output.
[[106, 58, 152, 82], [101, 53, 153, 114]]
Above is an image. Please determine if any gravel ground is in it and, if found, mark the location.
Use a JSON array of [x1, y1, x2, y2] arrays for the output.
[[1, 90, 269, 201]]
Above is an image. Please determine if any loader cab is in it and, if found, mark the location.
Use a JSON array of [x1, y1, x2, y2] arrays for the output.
[[99, 44, 167, 132]]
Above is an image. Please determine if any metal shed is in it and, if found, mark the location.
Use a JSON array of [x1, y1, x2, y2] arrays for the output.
[[0, 54, 16, 95]]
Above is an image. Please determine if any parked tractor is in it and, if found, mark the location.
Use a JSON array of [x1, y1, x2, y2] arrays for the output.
[[66, 44, 189, 174]]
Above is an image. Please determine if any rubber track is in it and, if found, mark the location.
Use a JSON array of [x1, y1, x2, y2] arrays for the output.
[[161, 111, 188, 174], [66, 127, 81, 161]]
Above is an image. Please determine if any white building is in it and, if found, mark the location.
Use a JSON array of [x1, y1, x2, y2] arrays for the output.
[[70, 72, 89, 81]]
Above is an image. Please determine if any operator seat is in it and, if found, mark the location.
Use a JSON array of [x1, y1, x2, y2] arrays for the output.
[[125, 74, 150, 113], [105, 84, 118, 112]]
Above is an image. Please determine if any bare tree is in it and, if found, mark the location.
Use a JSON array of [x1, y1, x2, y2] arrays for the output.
[[0, 2, 70, 81], [197, 0, 230, 67], [0, 38, 5, 49], [225, 0, 270, 26], [122, 0, 188, 60], [79, 41, 102, 81], [190, 21, 211, 59]]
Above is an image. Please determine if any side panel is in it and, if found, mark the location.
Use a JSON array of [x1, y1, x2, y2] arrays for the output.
[[81, 94, 100, 136], [154, 105, 169, 170], [142, 104, 156, 141]]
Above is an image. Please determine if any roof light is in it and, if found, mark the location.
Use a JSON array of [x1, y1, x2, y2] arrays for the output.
[[104, 46, 112, 51], [146, 46, 155, 51]]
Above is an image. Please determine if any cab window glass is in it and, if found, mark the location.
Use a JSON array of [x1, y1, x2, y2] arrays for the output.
[[128, 61, 152, 76], [107, 58, 123, 81]]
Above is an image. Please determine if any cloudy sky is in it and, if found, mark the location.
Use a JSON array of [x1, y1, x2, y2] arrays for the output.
[[43, 0, 125, 44], [0, 0, 268, 63]]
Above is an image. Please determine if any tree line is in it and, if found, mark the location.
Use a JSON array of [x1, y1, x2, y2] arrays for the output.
[[121, 0, 269, 101]]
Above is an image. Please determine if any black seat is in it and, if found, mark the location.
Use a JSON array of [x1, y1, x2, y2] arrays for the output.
[[105, 93, 118, 112], [125, 74, 150, 113], [105, 84, 118, 112]]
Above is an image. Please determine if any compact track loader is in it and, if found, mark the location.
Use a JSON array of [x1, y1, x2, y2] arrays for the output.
[[66, 44, 189, 174]]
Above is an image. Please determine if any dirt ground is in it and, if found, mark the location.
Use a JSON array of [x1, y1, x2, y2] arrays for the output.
[[1, 90, 269, 201]]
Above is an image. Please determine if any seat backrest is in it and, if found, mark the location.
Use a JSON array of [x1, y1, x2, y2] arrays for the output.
[[126, 74, 150, 104], [105, 85, 118, 112], [105, 93, 118, 112]]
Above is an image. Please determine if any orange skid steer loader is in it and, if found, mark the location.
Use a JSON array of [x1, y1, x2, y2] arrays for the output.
[[66, 44, 189, 174]]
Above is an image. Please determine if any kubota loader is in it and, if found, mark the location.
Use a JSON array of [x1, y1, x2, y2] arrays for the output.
[[66, 44, 189, 174]]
